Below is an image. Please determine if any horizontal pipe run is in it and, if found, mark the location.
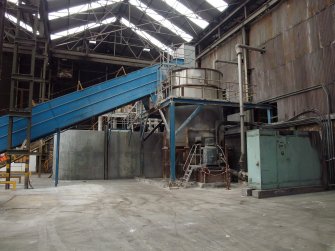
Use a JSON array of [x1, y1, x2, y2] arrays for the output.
[[215, 60, 238, 66], [235, 44, 266, 54], [259, 85, 323, 103]]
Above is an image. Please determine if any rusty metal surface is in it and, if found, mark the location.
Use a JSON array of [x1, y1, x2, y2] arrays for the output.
[[200, 0, 335, 121]]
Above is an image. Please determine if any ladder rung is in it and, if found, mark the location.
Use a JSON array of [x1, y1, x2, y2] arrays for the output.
[[12, 74, 45, 83], [11, 74, 34, 81]]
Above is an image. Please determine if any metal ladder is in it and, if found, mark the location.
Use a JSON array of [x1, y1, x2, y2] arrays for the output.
[[181, 144, 202, 183], [123, 102, 140, 130]]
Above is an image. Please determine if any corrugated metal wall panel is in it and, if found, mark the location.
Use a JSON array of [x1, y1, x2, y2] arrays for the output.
[[277, 84, 335, 120], [200, 0, 335, 121]]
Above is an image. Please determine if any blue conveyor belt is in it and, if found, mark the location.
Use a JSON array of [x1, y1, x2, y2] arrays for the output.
[[0, 64, 161, 153]]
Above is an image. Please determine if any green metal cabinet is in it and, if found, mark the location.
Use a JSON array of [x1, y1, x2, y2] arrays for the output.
[[247, 129, 322, 190]]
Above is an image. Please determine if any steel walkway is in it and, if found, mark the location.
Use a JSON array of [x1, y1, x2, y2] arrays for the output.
[[0, 64, 161, 153]]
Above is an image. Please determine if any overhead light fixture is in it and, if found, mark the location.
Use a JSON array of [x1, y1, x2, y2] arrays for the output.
[[89, 40, 97, 44], [143, 47, 150, 52]]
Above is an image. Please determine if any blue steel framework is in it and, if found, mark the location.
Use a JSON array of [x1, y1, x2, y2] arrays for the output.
[[157, 97, 272, 182]]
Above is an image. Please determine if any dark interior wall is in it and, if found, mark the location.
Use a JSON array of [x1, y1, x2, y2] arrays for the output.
[[0, 50, 140, 112], [0, 52, 12, 114], [0, 52, 50, 113], [200, 0, 335, 121], [50, 59, 140, 99]]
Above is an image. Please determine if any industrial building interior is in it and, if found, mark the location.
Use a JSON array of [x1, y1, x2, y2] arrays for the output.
[[0, 0, 334, 250]]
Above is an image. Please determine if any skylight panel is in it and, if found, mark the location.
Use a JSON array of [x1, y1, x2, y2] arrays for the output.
[[205, 0, 228, 12], [48, 0, 122, 20], [129, 0, 193, 42], [160, 0, 209, 29], [121, 18, 173, 55], [50, 17, 116, 40], [5, 12, 34, 33]]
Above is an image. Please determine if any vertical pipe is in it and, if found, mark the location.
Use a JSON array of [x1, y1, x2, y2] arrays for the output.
[[54, 130, 60, 187], [242, 28, 249, 101], [267, 109, 272, 124], [242, 7, 249, 101], [321, 85, 335, 185], [236, 48, 246, 171], [169, 101, 176, 181], [235, 44, 265, 172], [98, 116, 103, 131]]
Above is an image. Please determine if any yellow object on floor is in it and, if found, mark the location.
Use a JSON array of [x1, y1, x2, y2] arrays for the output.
[[0, 181, 16, 190]]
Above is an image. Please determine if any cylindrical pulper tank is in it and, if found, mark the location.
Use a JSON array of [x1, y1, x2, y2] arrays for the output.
[[169, 68, 225, 100], [165, 68, 224, 146]]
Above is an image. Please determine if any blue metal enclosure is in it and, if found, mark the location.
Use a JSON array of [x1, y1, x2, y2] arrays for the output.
[[0, 65, 161, 153], [247, 129, 322, 190]]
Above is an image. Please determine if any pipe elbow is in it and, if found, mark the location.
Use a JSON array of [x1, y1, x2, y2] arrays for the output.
[[235, 44, 243, 55]]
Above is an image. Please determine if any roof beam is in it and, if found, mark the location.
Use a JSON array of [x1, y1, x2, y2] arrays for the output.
[[196, 0, 281, 59], [50, 48, 154, 67]]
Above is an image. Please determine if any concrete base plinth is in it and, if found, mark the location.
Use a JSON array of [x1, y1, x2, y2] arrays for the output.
[[241, 187, 253, 196], [252, 186, 325, 199]]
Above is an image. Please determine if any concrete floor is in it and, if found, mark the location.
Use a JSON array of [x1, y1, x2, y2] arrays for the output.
[[0, 175, 334, 251]]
